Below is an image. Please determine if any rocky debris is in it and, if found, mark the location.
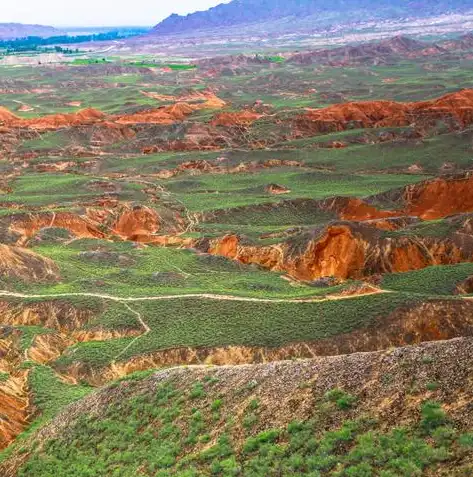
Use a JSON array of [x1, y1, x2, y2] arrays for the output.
[[0, 244, 60, 283], [307, 276, 340, 287]]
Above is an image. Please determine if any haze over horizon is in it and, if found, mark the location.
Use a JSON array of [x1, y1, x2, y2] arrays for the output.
[[0, 0, 230, 27]]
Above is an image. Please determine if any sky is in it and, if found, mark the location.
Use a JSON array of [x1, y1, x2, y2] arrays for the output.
[[0, 0, 229, 27]]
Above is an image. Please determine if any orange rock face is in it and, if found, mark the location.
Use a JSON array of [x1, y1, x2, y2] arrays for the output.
[[201, 218, 473, 281], [116, 102, 197, 125], [0, 371, 29, 450], [0, 244, 60, 283], [9, 212, 106, 245], [113, 206, 161, 240], [405, 175, 473, 220], [336, 174, 473, 222], [0, 91, 226, 132]]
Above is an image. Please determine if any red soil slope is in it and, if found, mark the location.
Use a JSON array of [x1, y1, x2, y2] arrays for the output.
[[296, 89, 473, 134]]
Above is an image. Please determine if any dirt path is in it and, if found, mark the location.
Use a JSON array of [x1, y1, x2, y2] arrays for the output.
[[112, 302, 151, 362], [0, 288, 389, 369], [0, 289, 388, 304]]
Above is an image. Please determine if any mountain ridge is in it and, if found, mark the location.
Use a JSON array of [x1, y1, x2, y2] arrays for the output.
[[0, 23, 61, 40], [151, 0, 473, 37]]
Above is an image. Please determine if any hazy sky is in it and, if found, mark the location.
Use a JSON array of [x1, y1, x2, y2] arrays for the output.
[[1, 0, 228, 27]]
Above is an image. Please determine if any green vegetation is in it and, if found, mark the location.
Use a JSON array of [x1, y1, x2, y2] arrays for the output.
[[325, 388, 357, 410], [0, 29, 148, 54], [16, 378, 471, 477], [28, 366, 92, 423], [382, 263, 473, 295], [71, 58, 112, 65], [53, 292, 416, 370], [166, 171, 425, 212]]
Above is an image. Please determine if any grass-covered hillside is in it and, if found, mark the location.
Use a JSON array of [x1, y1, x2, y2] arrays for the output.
[[4, 338, 473, 476]]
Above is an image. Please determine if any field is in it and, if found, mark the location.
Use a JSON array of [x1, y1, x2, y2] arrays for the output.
[[1, 30, 473, 475]]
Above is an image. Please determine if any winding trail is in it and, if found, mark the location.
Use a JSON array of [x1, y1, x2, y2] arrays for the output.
[[112, 302, 150, 362], [0, 289, 387, 304], [0, 288, 388, 363]]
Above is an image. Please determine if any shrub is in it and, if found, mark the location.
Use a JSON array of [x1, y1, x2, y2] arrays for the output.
[[420, 401, 447, 434], [243, 430, 280, 453], [243, 413, 259, 430], [458, 433, 473, 448], [325, 388, 357, 410], [190, 382, 206, 399]]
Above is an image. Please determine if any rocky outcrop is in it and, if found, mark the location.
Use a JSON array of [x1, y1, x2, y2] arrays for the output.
[[0, 245, 59, 283], [198, 220, 473, 280], [112, 205, 161, 240], [0, 92, 226, 133], [6, 205, 186, 245], [8, 212, 106, 246], [0, 371, 29, 450]]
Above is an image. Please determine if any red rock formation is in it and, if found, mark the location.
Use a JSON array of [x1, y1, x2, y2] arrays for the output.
[[211, 110, 262, 127], [112, 206, 161, 240], [404, 175, 473, 220], [265, 183, 291, 195], [0, 371, 29, 450], [9, 212, 106, 245], [116, 102, 197, 125], [295, 89, 473, 135], [200, 219, 473, 281]]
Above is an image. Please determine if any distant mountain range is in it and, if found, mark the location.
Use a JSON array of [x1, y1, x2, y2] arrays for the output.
[[0, 23, 61, 40], [151, 0, 473, 37]]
